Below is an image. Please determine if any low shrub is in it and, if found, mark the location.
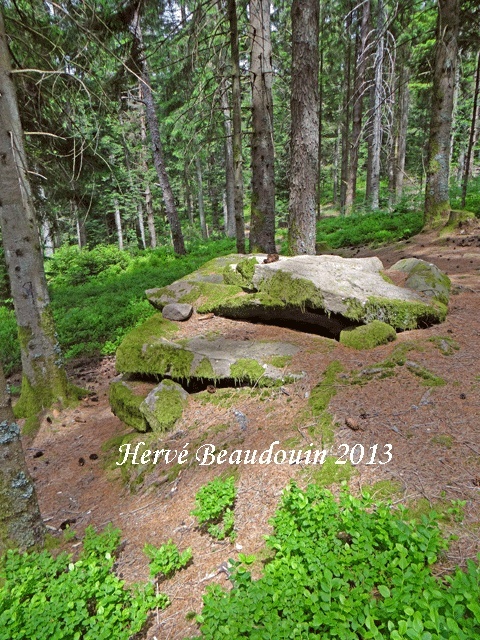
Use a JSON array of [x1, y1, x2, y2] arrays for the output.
[[195, 483, 480, 639]]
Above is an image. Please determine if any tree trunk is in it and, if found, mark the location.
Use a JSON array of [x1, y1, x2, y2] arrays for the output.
[[195, 155, 208, 239], [369, 0, 385, 210], [137, 202, 146, 249], [393, 51, 410, 202], [139, 87, 156, 248], [0, 360, 45, 553], [227, 0, 246, 253], [131, 9, 186, 254], [345, 0, 370, 214], [113, 198, 124, 250], [0, 13, 72, 428], [461, 51, 480, 208], [220, 78, 236, 237], [340, 5, 353, 214], [424, 0, 459, 227], [249, 0, 276, 253], [41, 219, 55, 258], [208, 153, 221, 232], [72, 200, 86, 249], [288, 0, 319, 255]]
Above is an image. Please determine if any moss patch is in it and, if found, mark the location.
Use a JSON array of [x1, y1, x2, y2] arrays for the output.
[[346, 296, 447, 330], [429, 336, 459, 356], [309, 361, 343, 415], [139, 380, 188, 433], [339, 321, 396, 350], [405, 360, 446, 386], [230, 358, 265, 384], [303, 456, 354, 487], [267, 355, 292, 368], [108, 380, 148, 432], [223, 257, 258, 289], [369, 479, 404, 501], [255, 271, 324, 311], [194, 358, 216, 379]]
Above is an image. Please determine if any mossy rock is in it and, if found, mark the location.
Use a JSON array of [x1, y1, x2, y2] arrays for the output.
[[108, 377, 150, 432], [139, 380, 188, 433], [339, 321, 397, 350], [389, 258, 451, 306]]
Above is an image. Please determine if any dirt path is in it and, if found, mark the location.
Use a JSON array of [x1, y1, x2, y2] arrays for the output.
[[18, 223, 480, 639]]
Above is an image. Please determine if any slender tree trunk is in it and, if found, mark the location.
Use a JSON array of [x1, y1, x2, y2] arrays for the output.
[[195, 155, 208, 239], [227, 0, 246, 252], [130, 9, 186, 254], [72, 200, 86, 249], [41, 219, 55, 258], [249, 0, 276, 253], [139, 87, 156, 248], [424, 0, 459, 227], [340, 5, 353, 213], [288, 0, 319, 255], [345, 0, 370, 214], [184, 164, 194, 225], [113, 198, 124, 250], [0, 14, 72, 427], [317, 18, 324, 221], [137, 202, 146, 249], [394, 52, 410, 202], [220, 78, 236, 237], [0, 360, 45, 553], [208, 153, 221, 232], [461, 51, 480, 208], [369, 0, 385, 210]]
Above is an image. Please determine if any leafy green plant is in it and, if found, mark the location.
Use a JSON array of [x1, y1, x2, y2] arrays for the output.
[[143, 539, 192, 578], [195, 483, 480, 639], [192, 475, 237, 542], [0, 306, 20, 375], [0, 524, 168, 640]]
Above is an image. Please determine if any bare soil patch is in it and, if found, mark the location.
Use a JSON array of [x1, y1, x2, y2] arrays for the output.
[[16, 224, 480, 639]]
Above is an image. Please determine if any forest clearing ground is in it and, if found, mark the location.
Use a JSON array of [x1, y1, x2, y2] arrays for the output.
[[13, 224, 480, 640]]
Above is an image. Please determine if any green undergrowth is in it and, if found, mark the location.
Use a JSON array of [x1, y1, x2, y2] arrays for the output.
[[307, 361, 344, 446], [193, 482, 480, 639], [315, 209, 423, 249], [0, 238, 235, 374], [0, 524, 169, 640], [191, 475, 237, 542]]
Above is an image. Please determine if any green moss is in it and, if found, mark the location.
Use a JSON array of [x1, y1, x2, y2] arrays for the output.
[[346, 296, 447, 330], [256, 271, 324, 311], [393, 259, 451, 305], [431, 434, 453, 449], [267, 355, 292, 368], [303, 457, 354, 487], [194, 358, 216, 379], [230, 358, 265, 384], [108, 381, 148, 432], [195, 282, 244, 313], [429, 336, 459, 356], [441, 209, 476, 235], [339, 321, 396, 350], [309, 361, 343, 415], [139, 380, 188, 432], [379, 272, 394, 285], [369, 480, 404, 501], [308, 411, 336, 446], [116, 314, 194, 377], [405, 361, 446, 386], [223, 257, 258, 289]]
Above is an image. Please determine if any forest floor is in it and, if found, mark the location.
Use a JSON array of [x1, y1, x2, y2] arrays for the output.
[[14, 222, 480, 640]]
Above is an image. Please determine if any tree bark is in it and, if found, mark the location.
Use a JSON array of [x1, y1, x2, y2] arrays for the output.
[[130, 8, 186, 254], [0, 13, 72, 427], [227, 0, 246, 252], [139, 87, 156, 248], [424, 0, 459, 227], [288, 0, 319, 255], [461, 51, 480, 208], [345, 0, 370, 214], [113, 197, 124, 250], [369, 0, 385, 210], [220, 77, 236, 237], [249, 0, 276, 253], [393, 50, 410, 203], [0, 360, 45, 553], [195, 155, 208, 239], [340, 5, 353, 214]]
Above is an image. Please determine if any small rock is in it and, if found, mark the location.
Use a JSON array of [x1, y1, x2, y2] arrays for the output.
[[233, 409, 248, 431], [345, 417, 360, 431], [235, 543, 243, 551], [162, 303, 193, 322], [207, 385, 216, 394]]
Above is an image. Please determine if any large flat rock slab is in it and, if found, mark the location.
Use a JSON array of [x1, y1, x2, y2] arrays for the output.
[[145, 253, 449, 332], [116, 313, 299, 385]]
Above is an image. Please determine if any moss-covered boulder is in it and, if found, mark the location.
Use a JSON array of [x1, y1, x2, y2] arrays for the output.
[[388, 258, 451, 306], [116, 315, 299, 385], [139, 380, 188, 433], [109, 376, 150, 432], [339, 321, 397, 350]]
